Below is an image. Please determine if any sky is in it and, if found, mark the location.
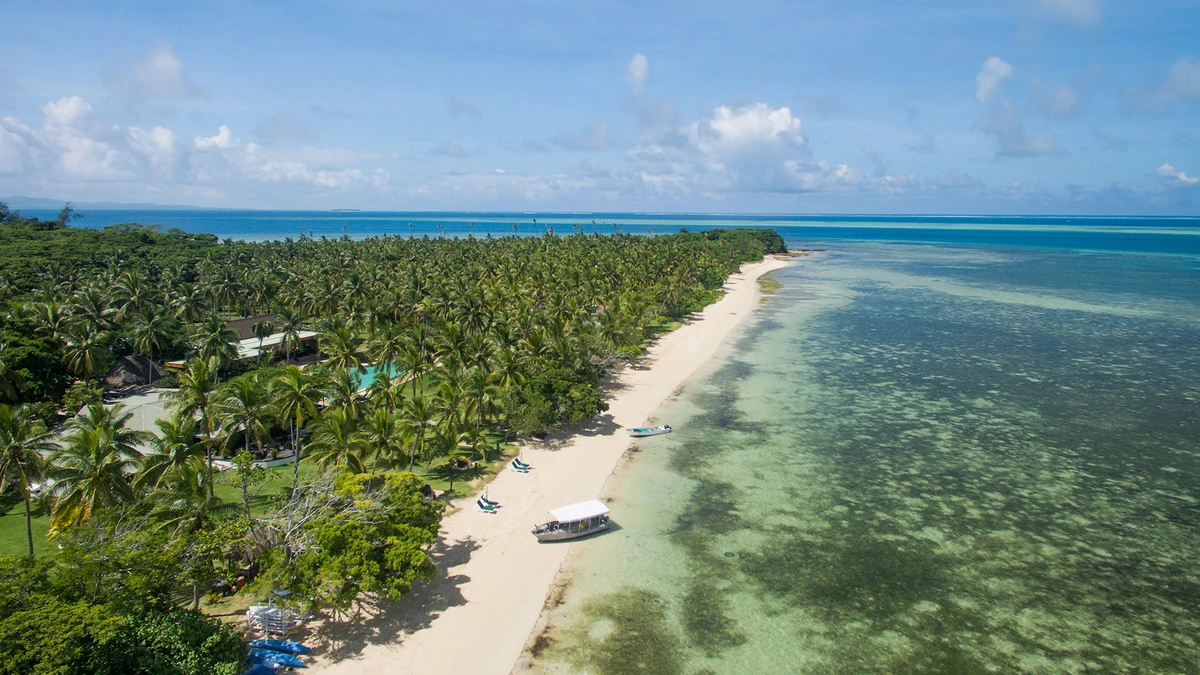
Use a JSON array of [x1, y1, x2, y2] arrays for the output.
[[1, 0, 1199, 214]]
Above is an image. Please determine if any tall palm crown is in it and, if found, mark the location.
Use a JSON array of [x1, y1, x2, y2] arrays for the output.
[[165, 357, 221, 497], [48, 403, 148, 531], [0, 404, 54, 555], [192, 314, 240, 368], [216, 372, 276, 457]]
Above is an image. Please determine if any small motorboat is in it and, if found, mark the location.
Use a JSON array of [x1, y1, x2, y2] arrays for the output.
[[626, 424, 671, 437], [532, 500, 610, 542]]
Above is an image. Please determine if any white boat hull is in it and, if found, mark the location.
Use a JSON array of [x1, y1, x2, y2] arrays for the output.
[[533, 521, 609, 542], [626, 425, 671, 438]]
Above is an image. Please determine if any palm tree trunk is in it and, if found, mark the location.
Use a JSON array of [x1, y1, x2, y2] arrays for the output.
[[291, 419, 302, 497], [192, 583, 200, 611], [23, 493, 34, 557]]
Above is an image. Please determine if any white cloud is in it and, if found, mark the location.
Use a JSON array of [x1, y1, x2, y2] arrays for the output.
[[0, 96, 392, 205], [106, 41, 206, 104], [625, 54, 649, 86], [973, 59, 1062, 157], [976, 57, 1014, 103], [194, 125, 237, 149], [1037, 0, 1102, 29], [1157, 162, 1199, 186]]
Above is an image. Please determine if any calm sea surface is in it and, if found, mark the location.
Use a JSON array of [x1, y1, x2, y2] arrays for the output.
[[28, 209, 1200, 671], [18, 208, 1200, 255]]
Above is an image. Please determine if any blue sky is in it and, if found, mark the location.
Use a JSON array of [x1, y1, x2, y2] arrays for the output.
[[1, 0, 1198, 214]]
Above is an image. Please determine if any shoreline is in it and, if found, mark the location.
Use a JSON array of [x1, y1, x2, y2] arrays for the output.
[[310, 255, 792, 675]]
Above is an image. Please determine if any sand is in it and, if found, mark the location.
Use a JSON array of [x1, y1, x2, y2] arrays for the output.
[[309, 256, 791, 675]]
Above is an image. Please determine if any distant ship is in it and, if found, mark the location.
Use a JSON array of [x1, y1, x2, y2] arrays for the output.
[[332, 208, 361, 212]]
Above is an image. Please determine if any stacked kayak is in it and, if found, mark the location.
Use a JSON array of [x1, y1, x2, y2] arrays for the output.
[[246, 639, 311, 671]]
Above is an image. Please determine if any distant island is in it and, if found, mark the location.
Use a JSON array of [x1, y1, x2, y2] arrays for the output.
[[331, 208, 361, 212]]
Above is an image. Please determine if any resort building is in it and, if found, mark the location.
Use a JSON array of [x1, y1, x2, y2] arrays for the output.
[[224, 315, 319, 363]]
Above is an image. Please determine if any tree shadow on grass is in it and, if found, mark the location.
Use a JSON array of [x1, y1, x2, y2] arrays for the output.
[[306, 534, 480, 660]]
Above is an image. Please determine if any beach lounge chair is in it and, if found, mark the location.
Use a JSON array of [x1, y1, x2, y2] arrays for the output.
[[510, 458, 530, 473], [476, 497, 498, 513], [479, 492, 499, 508]]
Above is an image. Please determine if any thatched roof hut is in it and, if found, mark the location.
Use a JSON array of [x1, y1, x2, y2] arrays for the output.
[[103, 355, 164, 390]]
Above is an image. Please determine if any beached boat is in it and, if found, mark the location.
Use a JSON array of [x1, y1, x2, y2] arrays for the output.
[[532, 500, 610, 542], [626, 424, 671, 437]]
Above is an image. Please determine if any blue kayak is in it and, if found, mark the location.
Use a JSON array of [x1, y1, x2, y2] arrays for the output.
[[249, 639, 313, 655], [249, 648, 307, 669]]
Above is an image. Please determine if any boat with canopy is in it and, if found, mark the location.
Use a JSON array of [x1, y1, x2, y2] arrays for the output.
[[532, 500, 611, 542]]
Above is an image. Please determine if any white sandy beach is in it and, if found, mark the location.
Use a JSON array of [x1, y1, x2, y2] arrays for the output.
[[310, 256, 791, 675]]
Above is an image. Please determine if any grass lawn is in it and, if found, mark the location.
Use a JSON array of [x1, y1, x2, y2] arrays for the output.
[[0, 493, 54, 558], [1, 433, 521, 560]]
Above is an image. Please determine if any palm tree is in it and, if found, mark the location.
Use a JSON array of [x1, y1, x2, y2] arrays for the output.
[[270, 365, 322, 494], [148, 458, 233, 610], [192, 314, 240, 370], [47, 403, 147, 530], [252, 320, 274, 367], [149, 458, 231, 536], [463, 366, 502, 461], [130, 305, 172, 383], [0, 405, 54, 556], [0, 343, 22, 403], [323, 367, 365, 422], [307, 408, 368, 472], [137, 412, 202, 492], [62, 323, 108, 380], [216, 373, 276, 459], [320, 325, 364, 372], [276, 307, 303, 364], [398, 395, 436, 472], [362, 407, 402, 472], [165, 358, 220, 497], [367, 320, 406, 375]]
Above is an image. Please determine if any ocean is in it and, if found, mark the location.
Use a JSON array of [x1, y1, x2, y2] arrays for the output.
[[16, 208, 1200, 256], [519, 238, 1200, 672], [25, 208, 1200, 671]]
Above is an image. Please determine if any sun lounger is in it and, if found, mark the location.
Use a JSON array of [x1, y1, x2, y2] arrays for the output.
[[510, 458, 530, 473], [479, 493, 499, 507], [476, 497, 498, 513]]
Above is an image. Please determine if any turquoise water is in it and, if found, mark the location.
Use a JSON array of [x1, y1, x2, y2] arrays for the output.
[[18, 209, 1200, 255], [525, 243, 1200, 674], [356, 364, 404, 392]]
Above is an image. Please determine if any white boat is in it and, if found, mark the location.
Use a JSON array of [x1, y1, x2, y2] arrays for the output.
[[532, 500, 610, 542], [626, 424, 671, 437]]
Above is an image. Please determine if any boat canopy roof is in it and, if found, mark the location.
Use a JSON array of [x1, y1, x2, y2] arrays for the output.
[[548, 500, 609, 523]]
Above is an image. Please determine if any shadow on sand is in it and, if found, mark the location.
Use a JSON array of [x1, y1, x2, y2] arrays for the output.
[[306, 534, 481, 660], [534, 413, 624, 452]]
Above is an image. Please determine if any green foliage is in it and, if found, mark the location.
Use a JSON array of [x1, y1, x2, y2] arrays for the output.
[[0, 330, 70, 406], [510, 363, 608, 436], [258, 471, 444, 613], [96, 609, 246, 675], [62, 382, 104, 416], [0, 217, 217, 296], [0, 597, 119, 675]]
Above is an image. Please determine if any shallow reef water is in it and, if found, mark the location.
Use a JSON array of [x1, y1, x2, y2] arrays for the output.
[[527, 244, 1200, 674]]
